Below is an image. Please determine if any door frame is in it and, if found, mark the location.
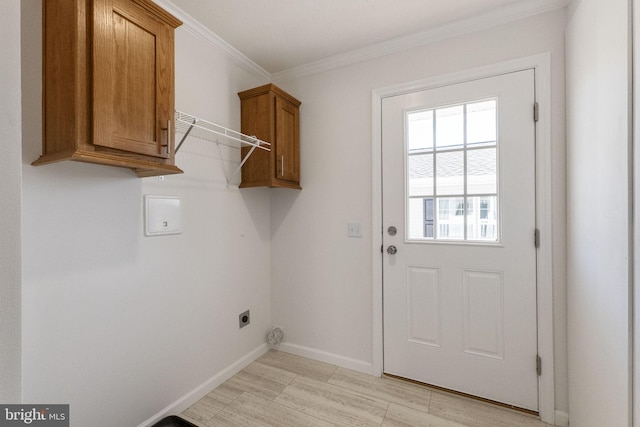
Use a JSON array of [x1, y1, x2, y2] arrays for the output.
[[371, 53, 555, 424]]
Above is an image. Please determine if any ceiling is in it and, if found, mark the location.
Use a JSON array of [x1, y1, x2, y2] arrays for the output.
[[169, 0, 567, 75]]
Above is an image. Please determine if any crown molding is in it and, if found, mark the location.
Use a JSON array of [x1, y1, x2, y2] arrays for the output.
[[153, 0, 271, 82], [155, 0, 567, 83], [272, 0, 569, 82]]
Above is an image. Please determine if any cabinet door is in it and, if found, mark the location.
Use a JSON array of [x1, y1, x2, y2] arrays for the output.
[[275, 97, 300, 182], [93, 0, 173, 158]]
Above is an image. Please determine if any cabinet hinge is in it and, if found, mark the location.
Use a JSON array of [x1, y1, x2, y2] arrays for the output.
[[533, 102, 539, 122], [536, 355, 542, 376], [534, 228, 540, 248]]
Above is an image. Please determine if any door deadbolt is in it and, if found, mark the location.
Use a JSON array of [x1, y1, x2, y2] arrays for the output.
[[387, 245, 398, 255], [388, 226, 397, 236]]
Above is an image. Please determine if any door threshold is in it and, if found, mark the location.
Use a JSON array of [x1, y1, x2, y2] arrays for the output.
[[383, 373, 539, 417]]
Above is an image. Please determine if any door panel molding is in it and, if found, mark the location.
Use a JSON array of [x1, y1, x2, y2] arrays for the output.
[[407, 266, 442, 347], [462, 269, 505, 360], [371, 53, 555, 424]]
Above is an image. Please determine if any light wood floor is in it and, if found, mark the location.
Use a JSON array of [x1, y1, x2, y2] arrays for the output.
[[180, 350, 553, 427]]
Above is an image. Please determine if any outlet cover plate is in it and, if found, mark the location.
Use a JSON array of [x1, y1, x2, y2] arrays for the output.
[[239, 310, 250, 329]]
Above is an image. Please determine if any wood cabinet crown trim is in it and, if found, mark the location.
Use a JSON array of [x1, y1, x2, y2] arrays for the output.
[[238, 83, 302, 107], [130, 0, 183, 28]]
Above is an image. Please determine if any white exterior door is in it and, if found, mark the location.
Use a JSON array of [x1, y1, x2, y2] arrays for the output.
[[382, 69, 538, 411]]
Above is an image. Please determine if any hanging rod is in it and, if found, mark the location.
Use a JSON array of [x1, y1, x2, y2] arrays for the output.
[[173, 110, 271, 185]]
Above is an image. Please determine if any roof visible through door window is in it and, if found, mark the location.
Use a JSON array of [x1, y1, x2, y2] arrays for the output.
[[407, 99, 498, 242]]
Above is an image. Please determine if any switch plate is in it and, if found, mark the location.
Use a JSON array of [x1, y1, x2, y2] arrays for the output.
[[144, 195, 182, 236], [348, 222, 362, 238]]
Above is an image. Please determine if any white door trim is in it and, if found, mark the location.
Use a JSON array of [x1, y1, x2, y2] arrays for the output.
[[371, 53, 555, 424]]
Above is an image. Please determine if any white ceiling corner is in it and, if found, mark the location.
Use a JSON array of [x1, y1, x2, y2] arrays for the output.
[[153, 0, 272, 81], [158, 0, 568, 82]]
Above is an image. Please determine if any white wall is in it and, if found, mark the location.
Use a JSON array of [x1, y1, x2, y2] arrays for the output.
[[0, 0, 23, 404], [272, 9, 569, 417], [12, 1, 572, 423], [566, 0, 632, 426], [20, 2, 270, 426], [635, 1, 640, 424]]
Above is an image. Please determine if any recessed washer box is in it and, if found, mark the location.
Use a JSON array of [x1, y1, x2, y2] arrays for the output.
[[144, 195, 182, 236]]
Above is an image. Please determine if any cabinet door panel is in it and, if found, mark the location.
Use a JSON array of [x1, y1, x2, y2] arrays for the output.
[[275, 97, 300, 182], [112, 11, 156, 143], [94, 0, 170, 158]]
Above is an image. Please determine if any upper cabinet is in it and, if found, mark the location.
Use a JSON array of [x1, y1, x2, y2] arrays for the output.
[[33, 0, 183, 177], [238, 84, 301, 189]]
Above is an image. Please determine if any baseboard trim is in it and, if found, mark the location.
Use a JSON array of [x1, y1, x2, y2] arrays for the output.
[[276, 342, 374, 376], [554, 410, 569, 427], [137, 343, 269, 427]]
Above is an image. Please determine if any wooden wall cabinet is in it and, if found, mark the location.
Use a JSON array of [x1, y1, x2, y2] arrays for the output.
[[238, 84, 301, 189], [34, 0, 183, 177]]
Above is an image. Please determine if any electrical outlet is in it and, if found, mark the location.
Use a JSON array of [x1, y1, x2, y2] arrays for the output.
[[239, 310, 250, 329]]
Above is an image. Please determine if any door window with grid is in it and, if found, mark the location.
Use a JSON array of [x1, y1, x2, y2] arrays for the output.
[[407, 99, 498, 242]]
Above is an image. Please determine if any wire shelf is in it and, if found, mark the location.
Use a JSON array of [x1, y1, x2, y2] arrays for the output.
[[174, 110, 270, 185], [174, 111, 270, 153]]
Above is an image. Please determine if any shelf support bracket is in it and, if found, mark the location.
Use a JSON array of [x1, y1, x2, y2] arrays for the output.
[[172, 111, 271, 186], [230, 142, 258, 182], [175, 118, 196, 154]]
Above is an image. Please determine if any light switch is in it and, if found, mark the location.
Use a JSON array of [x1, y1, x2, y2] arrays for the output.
[[144, 195, 182, 236], [348, 222, 362, 238]]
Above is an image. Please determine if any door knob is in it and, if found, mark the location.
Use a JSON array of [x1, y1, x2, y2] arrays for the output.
[[387, 245, 398, 255]]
